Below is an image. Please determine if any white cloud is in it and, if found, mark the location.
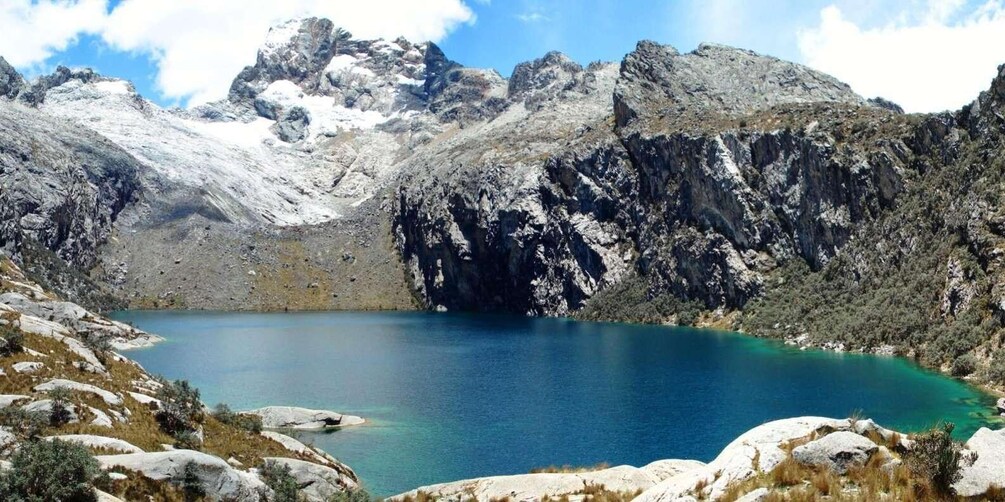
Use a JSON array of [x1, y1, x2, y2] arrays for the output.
[[798, 1, 1005, 112], [102, 0, 476, 105], [0, 0, 474, 106], [516, 12, 548, 23], [0, 0, 107, 68]]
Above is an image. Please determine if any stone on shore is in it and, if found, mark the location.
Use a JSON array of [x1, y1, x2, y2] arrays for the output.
[[391, 460, 703, 502], [261, 457, 359, 500], [791, 431, 877, 474], [97, 451, 266, 502], [954, 427, 1005, 497], [243, 406, 364, 429], [635, 417, 850, 501]]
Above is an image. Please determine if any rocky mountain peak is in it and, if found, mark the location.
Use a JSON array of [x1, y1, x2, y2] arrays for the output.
[[964, 63, 1005, 134], [0, 56, 24, 100], [614, 41, 866, 128], [17, 65, 106, 106]]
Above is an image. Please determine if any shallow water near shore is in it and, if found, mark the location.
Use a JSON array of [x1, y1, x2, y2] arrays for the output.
[[112, 310, 998, 497]]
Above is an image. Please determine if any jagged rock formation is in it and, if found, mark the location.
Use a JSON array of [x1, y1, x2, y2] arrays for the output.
[[0, 99, 141, 309]]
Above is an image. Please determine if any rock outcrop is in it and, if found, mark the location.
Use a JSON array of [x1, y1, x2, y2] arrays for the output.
[[0, 57, 23, 100], [392, 460, 703, 502], [0, 100, 141, 307], [791, 430, 878, 474], [243, 406, 364, 429], [97, 451, 268, 501]]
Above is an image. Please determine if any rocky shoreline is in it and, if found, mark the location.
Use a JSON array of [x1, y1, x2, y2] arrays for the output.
[[393, 417, 1005, 501], [0, 257, 366, 501]]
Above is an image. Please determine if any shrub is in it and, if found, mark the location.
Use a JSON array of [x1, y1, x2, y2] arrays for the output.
[[47, 387, 74, 427], [180, 461, 206, 502], [0, 408, 46, 441], [259, 460, 299, 502], [173, 430, 202, 451], [80, 332, 112, 364], [328, 490, 373, 502], [0, 438, 102, 502], [951, 353, 978, 377], [988, 350, 1005, 384], [0, 325, 24, 356], [211, 403, 263, 434], [155, 379, 203, 435], [904, 422, 975, 496]]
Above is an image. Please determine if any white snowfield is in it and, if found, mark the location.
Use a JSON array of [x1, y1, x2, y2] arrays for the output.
[[40, 80, 341, 227]]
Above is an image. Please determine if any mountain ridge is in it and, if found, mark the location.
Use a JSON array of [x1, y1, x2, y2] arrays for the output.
[[2, 17, 1005, 387]]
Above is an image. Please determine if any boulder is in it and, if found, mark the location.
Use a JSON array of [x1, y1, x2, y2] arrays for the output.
[[0, 394, 29, 408], [791, 431, 878, 474], [261, 431, 339, 467], [11, 361, 43, 374], [128, 391, 162, 409], [954, 427, 1005, 497], [997, 397, 1005, 416], [22, 399, 79, 423], [97, 451, 267, 502], [261, 457, 358, 500], [274, 105, 310, 142], [87, 406, 115, 428], [635, 417, 850, 501], [34, 379, 123, 406], [736, 487, 769, 502], [95, 489, 125, 502], [45, 434, 143, 454], [243, 406, 364, 429], [392, 461, 703, 502]]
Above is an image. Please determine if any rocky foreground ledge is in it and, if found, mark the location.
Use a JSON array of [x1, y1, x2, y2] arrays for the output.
[[395, 417, 1005, 501], [0, 257, 364, 501]]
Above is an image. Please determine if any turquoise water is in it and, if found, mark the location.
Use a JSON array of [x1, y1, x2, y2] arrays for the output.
[[111, 311, 997, 497]]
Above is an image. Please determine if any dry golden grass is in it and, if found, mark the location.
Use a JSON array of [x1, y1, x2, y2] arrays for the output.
[[102, 467, 189, 502], [0, 330, 321, 466]]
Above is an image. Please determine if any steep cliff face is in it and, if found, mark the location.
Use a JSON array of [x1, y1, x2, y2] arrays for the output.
[[391, 56, 629, 315], [393, 40, 911, 314], [0, 99, 141, 308]]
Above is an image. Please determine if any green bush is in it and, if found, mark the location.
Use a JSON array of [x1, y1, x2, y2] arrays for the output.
[[0, 325, 24, 356], [0, 408, 46, 441], [211, 403, 263, 434], [950, 353, 978, 377], [904, 422, 975, 496], [80, 333, 111, 364], [0, 438, 102, 502], [180, 461, 205, 502], [155, 379, 203, 435], [328, 489, 373, 502], [47, 387, 74, 427], [259, 460, 299, 502], [988, 350, 1005, 384], [577, 276, 704, 326], [172, 430, 202, 451]]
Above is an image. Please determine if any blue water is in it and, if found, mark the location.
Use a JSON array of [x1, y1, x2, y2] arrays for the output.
[[111, 311, 997, 497]]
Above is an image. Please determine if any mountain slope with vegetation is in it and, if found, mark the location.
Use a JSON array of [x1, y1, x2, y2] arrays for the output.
[[1, 18, 1005, 385], [0, 257, 365, 501]]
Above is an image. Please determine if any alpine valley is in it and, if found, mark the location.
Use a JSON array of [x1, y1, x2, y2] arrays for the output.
[[2, 16, 1005, 502]]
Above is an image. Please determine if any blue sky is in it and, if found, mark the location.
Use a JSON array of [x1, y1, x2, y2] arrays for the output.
[[3, 0, 1005, 112]]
